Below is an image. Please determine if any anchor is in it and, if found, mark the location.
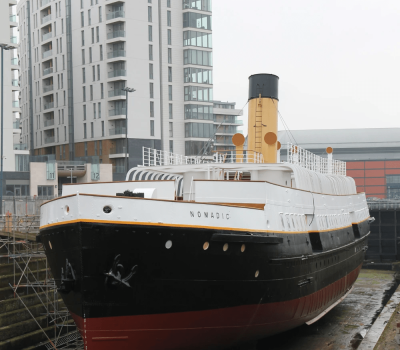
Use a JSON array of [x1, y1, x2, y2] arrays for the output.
[[105, 254, 138, 288], [58, 259, 76, 294]]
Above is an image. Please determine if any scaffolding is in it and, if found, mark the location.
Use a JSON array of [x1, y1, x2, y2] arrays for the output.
[[0, 214, 83, 350]]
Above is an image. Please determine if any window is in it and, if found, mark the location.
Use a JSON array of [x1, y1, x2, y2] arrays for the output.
[[83, 104, 86, 120], [184, 67, 213, 84], [83, 86, 86, 101], [96, 26, 100, 42], [92, 65, 95, 81], [93, 103, 96, 118], [91, 122, 94, 138], [82, 68, 86, 83], [38, 186, 54, 198], [148, 6, 152, 22], [15, 155, 29, 172], [167, 11, 171, 26], [169, 104, 173, 119], [94, 141, 97, 156], [90, 85, 93, 100], [183, 49, 213, 66], [149, 45, 153, 60], [64, 126, 67, 141], [81, 12, 84, 27], [169, 140, 173, 153], [91, 28, 94, 43], [150, 83, 154, 98], [82, 49, 85, 64], [81, 30, 85, 46], [99, 6, 102, 22], [168, 67, 172, 82], [84, 123, 87, 138], [168, 48, 172, 63], [89, 47, 92, 63], [183, 31, 212, 48], [101, 83, 104, 98], [184, 86, 213, 101], [183, 12, 212, 30], [148, 25, 152, 41], [169, 122, 173, 137], [97, 65, 100, 80], [150, 120, 154, 136], [168, 85, 173, 101], [88, 9, 91, 25], [100, 45, 103, 60], [98, 102, 101, 118], [149, 63, 153, 79], [60, 38, 62, 52], [150, 101, 154, 117], [184, 105, 213, 120], [81, 0, 84, 9], [84, 142, 88, 156], [62, 19, 64, 34], [167, 29, 172, 45], [185, 122, 214, 138], [101, 121, 104, 136], [167, 0, 171, 7]]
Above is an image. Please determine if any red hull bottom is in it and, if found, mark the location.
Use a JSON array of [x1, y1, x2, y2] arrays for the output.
[[71, 264, 362, 350]]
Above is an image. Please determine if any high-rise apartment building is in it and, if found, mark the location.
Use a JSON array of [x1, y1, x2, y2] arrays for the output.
[[17, 0, 213, 179]]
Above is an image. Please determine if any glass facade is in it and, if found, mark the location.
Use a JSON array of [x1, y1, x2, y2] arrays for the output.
[[184, 86, 213, 101], [184, 67, 212, 84], [183, 31, 212, 48], [183, 12, 212, 30], [183, 49, 212, 66], [185, 122, 214, 138], [185, 140, 211, 156], [346, 160, 400, 199], [184, 104, 213, 120], [183, 0, 212, 11]]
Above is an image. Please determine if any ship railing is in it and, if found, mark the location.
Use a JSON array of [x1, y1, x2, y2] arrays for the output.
[[286, 142, 346, 176], [143, 147, 209, 166], [212, 150, 264, 164]]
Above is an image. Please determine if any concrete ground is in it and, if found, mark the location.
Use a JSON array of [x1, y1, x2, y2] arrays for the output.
[[254, 269, 398, 350]]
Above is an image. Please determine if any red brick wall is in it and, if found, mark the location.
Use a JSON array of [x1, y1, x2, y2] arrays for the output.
[[346, 160, 400, 199]]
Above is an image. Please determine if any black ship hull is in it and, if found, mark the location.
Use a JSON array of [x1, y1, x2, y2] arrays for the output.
[[39, 218, 369, 349]]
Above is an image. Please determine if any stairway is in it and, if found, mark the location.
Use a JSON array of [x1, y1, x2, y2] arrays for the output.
[[0, 236, 78, 350]]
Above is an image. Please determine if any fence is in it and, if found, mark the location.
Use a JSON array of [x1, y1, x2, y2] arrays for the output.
[[1, 197, 53, 216]]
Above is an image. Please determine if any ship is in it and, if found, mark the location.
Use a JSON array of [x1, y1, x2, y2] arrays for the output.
[[39, 74, 371, 350]]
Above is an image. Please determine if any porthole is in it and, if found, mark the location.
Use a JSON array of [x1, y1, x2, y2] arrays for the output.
[[223, 243, 229, 252], [49, 241, 52, 250], [65, 205, 70, 215], [103, 206, 112, 214], [165, 240, 172, 249], [203, 242, 209, 250], [255, 270, 260, 278], [241, 244, 246, 253]]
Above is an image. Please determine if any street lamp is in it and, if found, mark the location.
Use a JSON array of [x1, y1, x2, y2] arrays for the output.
[[0, 44, 16, 215], [122, 87, 136, 174]]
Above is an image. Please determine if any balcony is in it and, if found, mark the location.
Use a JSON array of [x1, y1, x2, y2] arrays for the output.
[[44, 102, 54, 110], [108, 89, 125, 98], [44, 119, 54, 127], [11, 58, 18, 65], [110, 146, 127, 155], [107, 30, 126, 40], [12, 101, 19, 108], [106, 11, 125, 21], [41, 14, 52, 25], [42, 50, 52, 59], [108, 69, 126, 78], [41, 0, 51, 7], [109, 108, 126, 117], [42, 32, 52, 42], [113, 165, 126, 174], [44, 136, 55, 144], [14, 143, 27, 150], [9, 15, 17, 23], [107, 50, 126, 59], [10, 36, 17, 44], [43, 67, 53, 76], [43, 84, 54, 93], [109, 127, 126, 136], [13, 121, 20, 129], [11, 79, 18, 86]]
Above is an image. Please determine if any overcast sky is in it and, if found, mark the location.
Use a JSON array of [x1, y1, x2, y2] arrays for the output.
[[212, 0, 400, 136]]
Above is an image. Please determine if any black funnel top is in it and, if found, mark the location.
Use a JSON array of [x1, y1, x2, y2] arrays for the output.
[[248, 74, 279, 101]]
